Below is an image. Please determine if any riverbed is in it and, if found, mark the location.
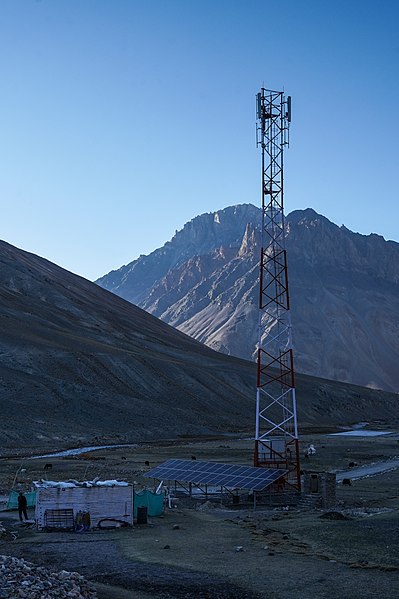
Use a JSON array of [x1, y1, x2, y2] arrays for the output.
[[28, 443, 138, 459]]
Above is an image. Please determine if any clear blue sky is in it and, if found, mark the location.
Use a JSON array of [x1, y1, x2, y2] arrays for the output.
[[1, 0, 398, 280]]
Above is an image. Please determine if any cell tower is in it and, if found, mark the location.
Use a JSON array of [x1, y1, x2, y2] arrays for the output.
[[254, 87, 300, 490]]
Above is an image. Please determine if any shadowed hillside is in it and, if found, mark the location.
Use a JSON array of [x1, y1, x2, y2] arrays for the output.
[[1, 240, 398, 453]]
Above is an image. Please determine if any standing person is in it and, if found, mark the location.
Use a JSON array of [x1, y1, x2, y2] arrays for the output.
[[18, 492, 28, 522]]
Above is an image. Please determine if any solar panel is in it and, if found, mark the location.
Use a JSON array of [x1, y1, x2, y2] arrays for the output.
[[144, 459, 287, 491]]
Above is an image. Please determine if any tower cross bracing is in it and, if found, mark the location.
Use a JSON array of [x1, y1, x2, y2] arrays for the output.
[[254, 88, 300, 490]]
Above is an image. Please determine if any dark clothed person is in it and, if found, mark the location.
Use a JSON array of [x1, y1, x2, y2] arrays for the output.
[[18, 492, 28, 521]]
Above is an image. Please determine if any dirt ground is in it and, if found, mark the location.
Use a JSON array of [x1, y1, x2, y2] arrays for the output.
[[1, 430, 399, 599]]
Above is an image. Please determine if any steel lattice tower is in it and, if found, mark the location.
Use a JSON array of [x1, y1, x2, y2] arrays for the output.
[[254, 88, 300, 490]]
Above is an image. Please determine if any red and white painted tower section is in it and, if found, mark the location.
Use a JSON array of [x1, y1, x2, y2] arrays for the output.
[[254, 88, 301, 490]]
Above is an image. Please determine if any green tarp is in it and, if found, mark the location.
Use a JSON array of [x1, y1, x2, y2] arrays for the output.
[[6, 490, 37, 510], [134, 490, 164, 517]]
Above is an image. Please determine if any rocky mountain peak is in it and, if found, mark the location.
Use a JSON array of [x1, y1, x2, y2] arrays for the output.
[[97, 205, 399, 392], [96, 204, 260, 304], [168, 203, 260, 251], [238, 223, 259, 257]]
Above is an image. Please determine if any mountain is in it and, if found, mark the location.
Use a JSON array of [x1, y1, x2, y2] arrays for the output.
[[1, 239, 398, 452], [97, 205, 399, 393], [97, 204, 260, 306]]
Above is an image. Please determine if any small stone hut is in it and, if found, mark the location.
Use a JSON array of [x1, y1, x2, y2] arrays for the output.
[[302, 471, 336, 508]]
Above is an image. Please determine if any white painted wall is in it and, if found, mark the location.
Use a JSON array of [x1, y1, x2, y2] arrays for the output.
[[35, 485, 133, 530]]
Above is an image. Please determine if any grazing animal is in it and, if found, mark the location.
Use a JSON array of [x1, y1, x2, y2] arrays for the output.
[[191, 455, 197, 460], [44, 463, 52, 470], [304, 444, 316, 459], [342, 478, 352, 486], [121, 456, 126, 460], [144, 460, 150, 467]]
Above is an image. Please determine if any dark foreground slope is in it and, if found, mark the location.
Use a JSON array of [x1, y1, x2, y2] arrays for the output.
[[0, 240, 397, 453]]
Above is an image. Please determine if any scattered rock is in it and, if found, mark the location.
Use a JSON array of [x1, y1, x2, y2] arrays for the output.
[[197, 501, 215, 512], [163, 544, 170, 550], [172, 524, 180, 530], [0, 523, 17, 542], [320, 511, 352, 521], [235, 546, 244, 552], [0, 555, 97, 598]]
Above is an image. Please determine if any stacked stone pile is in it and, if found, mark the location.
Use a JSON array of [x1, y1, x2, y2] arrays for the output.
[[0, 555, 97, 598]]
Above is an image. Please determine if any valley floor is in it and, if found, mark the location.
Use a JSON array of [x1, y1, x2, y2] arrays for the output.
[[1, 431, 399, 599]]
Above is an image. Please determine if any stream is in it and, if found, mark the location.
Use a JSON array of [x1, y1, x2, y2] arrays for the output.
[[26, 438, 399, 483], [28, 444, 138, 459]]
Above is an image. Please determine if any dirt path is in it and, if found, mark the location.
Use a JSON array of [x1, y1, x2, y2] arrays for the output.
[[0, 512, 261, 599], [1, 506, 399, 599], [336, 458, 399, 481]]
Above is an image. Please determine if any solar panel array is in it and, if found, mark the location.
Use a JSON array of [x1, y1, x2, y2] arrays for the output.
[[144, 459, 287, 491]]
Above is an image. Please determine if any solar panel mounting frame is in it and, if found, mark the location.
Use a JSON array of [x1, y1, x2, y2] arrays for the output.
[[144, 459, 287, 492]]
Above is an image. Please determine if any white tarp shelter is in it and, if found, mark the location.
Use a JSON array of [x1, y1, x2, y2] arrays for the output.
[[34, 480, 133, 530]]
